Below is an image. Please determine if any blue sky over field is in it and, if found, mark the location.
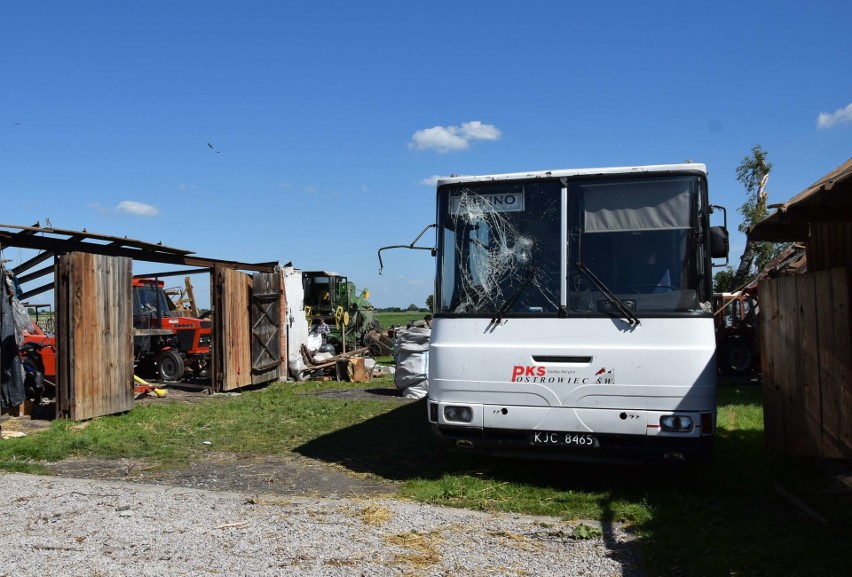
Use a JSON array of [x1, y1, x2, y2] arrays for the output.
[[2, 1, 850, 308]]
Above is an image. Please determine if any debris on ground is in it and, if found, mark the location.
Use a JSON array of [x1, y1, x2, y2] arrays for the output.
[[291, 344, 375, 383]]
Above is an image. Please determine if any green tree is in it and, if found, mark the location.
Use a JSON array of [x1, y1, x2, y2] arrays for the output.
[[730, 145, 787, 290], [425, 294, 433, 310], [713, 267, 735, 293], [406, 303, 419, 311]]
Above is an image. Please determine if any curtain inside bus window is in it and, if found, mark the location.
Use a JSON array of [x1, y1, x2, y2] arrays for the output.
[[583, 178, 692, 232], [574, 177, 699, 312]]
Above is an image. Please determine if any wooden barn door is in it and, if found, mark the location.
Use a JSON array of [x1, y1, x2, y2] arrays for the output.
[[213, 267, 253, 392], [251, 271, 281, 385], [56, 253, 134, 420], [212, 267, 281, 391]]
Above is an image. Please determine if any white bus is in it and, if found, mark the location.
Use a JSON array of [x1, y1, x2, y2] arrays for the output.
[[421, 163, 729, 464]]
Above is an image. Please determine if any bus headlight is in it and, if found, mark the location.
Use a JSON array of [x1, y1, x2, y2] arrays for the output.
[[444, 406, 473, 423], [660, 415, 694, 433]]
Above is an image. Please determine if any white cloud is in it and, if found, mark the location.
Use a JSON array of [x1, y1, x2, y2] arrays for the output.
[[408, 120, 502, 153], [178, 183, 198, 191], [116, 200, 159, 217], [816, 103, 852, 129], [459, 120, 501, 141]]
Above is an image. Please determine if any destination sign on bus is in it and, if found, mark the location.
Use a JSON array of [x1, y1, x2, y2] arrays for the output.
[[449, 191, 525, 214]]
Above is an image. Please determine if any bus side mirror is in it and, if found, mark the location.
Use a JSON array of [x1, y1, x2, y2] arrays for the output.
[[710, 226, 729, 259]]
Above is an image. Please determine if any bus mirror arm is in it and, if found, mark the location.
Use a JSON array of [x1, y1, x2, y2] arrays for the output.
[[377, 224, 437, 275]]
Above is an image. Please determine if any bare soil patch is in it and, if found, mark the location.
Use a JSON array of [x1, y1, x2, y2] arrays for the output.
[[42, 451, 400, 497], [32, 385, 413, 498]]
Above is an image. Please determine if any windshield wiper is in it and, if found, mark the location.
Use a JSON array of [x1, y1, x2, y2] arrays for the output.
[[491, 266, 536, 324], [575, 261, 640, 326]]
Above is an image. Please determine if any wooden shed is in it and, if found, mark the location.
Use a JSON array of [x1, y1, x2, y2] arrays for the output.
[[749, 157, 852, 460], [0, 224, 282, 420]]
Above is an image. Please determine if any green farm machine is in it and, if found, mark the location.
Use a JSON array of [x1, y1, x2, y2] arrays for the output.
[[302, 271, 377, 353]]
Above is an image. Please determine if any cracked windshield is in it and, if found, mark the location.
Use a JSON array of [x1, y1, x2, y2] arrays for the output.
[[437, 181, 562, 314], [437, 176, 704, 316]]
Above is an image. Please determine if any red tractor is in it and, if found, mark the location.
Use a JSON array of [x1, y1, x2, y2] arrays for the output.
[[17, 278, 211, 400], [132, 278, 211, 381], [20, 323, 57, 403]]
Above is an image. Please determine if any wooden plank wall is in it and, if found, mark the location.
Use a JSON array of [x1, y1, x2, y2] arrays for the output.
[[808, 222, 852, 273], [214, 267, 253, 392], [816, 269, 851, 459], [57, 253, 134, 420], [760, 268, 851, 459]]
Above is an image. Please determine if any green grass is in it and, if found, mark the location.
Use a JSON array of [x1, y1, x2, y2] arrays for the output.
[[375, 311, 429, 329], [2, 379, 850, 577]]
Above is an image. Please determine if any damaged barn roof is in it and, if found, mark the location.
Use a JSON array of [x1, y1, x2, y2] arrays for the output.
[[0, 222, 277, 299], [749, 157, 852, 242]]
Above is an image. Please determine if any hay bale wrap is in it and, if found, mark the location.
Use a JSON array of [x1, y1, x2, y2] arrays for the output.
[[393, 326, 430, 398]]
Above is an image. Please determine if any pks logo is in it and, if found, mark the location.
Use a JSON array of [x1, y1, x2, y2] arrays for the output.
[[511, 365, 544, 382], [595, 367, 614, 384]]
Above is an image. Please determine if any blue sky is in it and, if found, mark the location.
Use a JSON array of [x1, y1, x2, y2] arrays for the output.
[[2, 0, 850, 309]]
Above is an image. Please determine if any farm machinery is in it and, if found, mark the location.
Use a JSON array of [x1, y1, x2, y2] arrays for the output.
[[713, 288, 759, 375], [19, 277, 211, 392], [302, 271, 376, 353], [132, 277, 211, 381]]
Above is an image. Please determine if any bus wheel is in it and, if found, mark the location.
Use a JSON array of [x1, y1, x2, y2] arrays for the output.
[[721, 338, 752, 375], [157, 349, 185, 382]]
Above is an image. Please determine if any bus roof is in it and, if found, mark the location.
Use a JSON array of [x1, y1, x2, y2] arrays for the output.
[[436, 163, 707, 186]]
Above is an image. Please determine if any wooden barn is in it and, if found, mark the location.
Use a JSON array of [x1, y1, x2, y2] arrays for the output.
[[0, 224, 282, 420], [749, 157, 852, 460]]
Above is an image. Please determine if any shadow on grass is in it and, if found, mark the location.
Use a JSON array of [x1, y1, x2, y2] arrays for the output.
[[294, 399, 457, 480], [295, 399, 851, 577], [296, 397, 729, 489]]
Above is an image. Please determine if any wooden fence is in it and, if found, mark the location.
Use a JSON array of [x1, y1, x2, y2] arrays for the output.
[[759, 267, 851, 459]]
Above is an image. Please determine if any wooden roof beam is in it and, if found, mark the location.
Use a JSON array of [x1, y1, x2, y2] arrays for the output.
[[19, 282, 54, 300], [15, 263, 54, 284], [12, 250, 55, 276]]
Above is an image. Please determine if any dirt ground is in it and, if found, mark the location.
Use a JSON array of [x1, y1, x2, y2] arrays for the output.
[[3, 385, 415, 499]]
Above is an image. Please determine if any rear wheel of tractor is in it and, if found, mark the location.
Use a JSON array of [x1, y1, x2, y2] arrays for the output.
[[157, 349, 185, 382], [22, 358, 44, 401], [720, 338, 752, 375]]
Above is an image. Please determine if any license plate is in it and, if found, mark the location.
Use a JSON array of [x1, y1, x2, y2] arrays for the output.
[[530, 431, 598, 448]]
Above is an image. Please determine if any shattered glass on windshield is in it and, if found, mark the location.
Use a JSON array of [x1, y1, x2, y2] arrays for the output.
[[438, 182, 562, 314]]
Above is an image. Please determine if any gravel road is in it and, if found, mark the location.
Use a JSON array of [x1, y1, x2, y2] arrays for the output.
[[0, 472, 642, 577]]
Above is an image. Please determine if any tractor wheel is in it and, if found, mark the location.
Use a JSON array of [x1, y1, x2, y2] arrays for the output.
[[157, 349, 185, 382], [22, 358, 44, 401], [720, 338, 752, 376]]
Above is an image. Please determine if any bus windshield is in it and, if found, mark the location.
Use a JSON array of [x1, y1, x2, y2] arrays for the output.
[[436, 175, 706, 316]]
